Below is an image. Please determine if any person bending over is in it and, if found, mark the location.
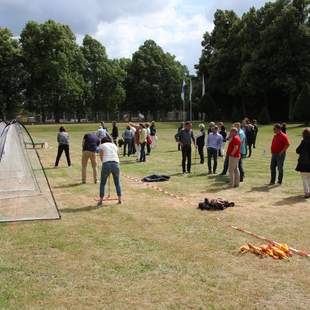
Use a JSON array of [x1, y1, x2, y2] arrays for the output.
[[97, 136, 122, 207], [82, 132, 100, 184]]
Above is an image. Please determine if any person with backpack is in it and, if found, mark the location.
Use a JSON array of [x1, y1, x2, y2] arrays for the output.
[[54, 126, 71, 167], [296, 128, 310, 198]]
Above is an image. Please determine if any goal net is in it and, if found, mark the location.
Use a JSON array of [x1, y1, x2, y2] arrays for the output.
[[0, 121, 60, 222]]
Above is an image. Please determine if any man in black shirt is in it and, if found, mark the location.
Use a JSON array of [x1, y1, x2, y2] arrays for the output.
[[176, 122, 196, 174], [112, 121, 119, 144]]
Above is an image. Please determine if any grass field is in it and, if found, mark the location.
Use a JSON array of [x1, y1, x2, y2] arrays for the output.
[[0, 122, 310, 309]]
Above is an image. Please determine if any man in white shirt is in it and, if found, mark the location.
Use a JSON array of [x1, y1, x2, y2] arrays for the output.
[[206, 126, 223, 174]]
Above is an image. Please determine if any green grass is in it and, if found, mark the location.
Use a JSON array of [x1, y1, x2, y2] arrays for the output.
[[0, 122, 310, 309]]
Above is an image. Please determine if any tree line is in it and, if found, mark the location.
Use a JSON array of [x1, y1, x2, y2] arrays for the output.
[[196, 0, 310, 123], [0, 20, 188, 122], [0, 0, 310, 123]]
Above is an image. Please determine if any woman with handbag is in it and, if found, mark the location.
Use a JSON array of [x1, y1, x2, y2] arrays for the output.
[[296, 128, 310, 198]]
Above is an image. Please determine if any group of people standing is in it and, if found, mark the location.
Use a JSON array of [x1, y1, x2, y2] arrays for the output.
[[175, 120, 310, 198], [53, 119, 310, 204], [175, 119, 257, 177], [54, 121, 158, 207]]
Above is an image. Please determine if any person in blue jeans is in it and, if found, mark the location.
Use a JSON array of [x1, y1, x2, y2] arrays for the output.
[[270, 123, 290, 185], [97, 136, 122, 207]]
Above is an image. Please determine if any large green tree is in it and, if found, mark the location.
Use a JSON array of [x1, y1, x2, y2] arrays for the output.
[[294, 82, 310, 124], [197, 0, 310, 121], [81, 35, 126, 118], [125, 40, 188, 117], [0, 28, 24, 119], [20, 20, 86, 122]]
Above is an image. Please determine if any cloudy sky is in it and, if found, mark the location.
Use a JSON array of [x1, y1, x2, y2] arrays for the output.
[[0, 0, 269, 72]]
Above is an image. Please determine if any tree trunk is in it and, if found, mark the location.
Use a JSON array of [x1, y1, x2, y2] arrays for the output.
[[288, 92, 296, 122]]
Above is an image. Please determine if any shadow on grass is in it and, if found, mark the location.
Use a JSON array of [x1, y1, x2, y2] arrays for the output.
[[120, 159, 138, 165], [44, 166, 66, 170], [248, 184, 280, 193], [273, 195, 306, 206], [61, 205, 98, 213], [169, 172, 186, 177], [54, 183, 82, 189], [201, 185, 231, 193]]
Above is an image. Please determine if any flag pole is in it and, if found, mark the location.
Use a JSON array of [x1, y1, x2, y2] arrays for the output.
[[181, 80, 186, 121], [189, 79, 193, 122]]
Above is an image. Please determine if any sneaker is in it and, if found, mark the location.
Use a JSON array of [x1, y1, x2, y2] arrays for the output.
[[277, 181, 282, 185], [269, 181, 275, 185], [118, 200, 122, 205], [97, 200, 104, 208], [305, 193, 310, 199]]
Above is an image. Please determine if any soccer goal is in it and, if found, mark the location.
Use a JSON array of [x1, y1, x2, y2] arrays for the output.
[[0, 121, 60, 222]]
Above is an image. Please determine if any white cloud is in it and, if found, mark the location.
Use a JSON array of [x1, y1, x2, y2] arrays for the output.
[[0, 0, 271, 73], [93, 1, 212, 72]]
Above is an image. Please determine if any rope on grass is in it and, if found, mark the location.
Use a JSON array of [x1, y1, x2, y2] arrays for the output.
[[122, 173, 193, 204], [122, 173, 310, 259]]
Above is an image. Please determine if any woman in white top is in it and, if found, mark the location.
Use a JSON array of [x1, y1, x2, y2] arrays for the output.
[[97, 136, 122, 207]]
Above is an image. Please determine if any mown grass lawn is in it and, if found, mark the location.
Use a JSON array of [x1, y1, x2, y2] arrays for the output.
[[0, 122, 309, 309]]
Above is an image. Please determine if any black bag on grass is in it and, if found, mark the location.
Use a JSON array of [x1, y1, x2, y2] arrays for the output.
[[142, 175, 170, 182], [198, 198, 235, 211]]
